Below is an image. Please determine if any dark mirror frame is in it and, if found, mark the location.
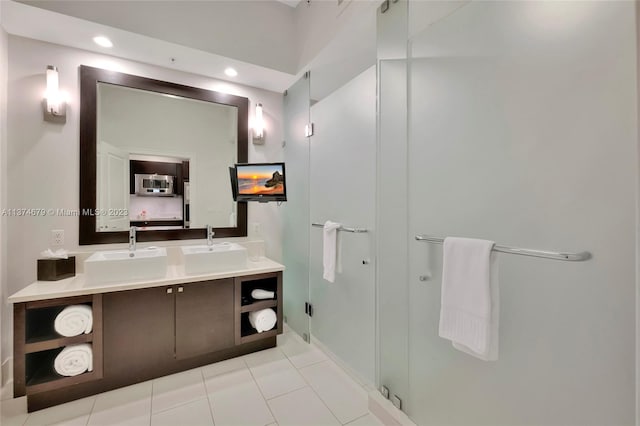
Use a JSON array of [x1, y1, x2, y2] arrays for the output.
[[79, 65, 248, 245]]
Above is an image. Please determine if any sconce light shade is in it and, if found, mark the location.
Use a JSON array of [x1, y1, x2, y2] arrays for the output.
[[43, 65, 66, 123], [253, 102, 265, 144]]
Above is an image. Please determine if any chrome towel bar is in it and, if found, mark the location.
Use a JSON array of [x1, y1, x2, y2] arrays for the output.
[[311, 223, 368, 233], [415, 235, 590, 261]]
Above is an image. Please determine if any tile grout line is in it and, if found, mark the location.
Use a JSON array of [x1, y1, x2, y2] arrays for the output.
[[307, 337, 371, 390], [243, 346, 285, 370], [149, 379, 155, 426], [21, 406, 29, 426], [291, 357, 330, 370], [200, 362, 244, 426], [238, 357, 277, 426], [263, 382, 310, 402], [148, 369, 210, 417], [16, 398, 30, 426], [86, 396, 98, 426], [249, 348, 307, 401], [151, 395, 211, 417], [244, 355, 280, 425], [295, 358, 330, 372], [294, 358, 345, 425], [299, 338, 376, 420], [343, 412, 371, 426], [279, 335, 330, 370], [202, 364, 223, 426], [295, 352, 372, 425]]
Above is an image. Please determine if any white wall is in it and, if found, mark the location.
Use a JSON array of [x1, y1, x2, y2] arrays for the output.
[[2, 35, 284, 370], [294, 0, 378, 71], [0, 2, 8, 392], [300, 1, 377, 103]]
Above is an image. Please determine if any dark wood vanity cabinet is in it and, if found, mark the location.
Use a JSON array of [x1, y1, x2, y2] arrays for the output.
[[103, 279, 235, 379], [14, 271, 281, 412]]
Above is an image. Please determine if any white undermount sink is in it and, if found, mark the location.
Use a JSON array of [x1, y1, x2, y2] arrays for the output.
[[180, 242, 248, 275], [84, 247, 168, 286]]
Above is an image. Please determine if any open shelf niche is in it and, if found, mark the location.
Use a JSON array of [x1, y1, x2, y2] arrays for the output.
[[13, 294, 103, 397], [234, 272, 282, 345]]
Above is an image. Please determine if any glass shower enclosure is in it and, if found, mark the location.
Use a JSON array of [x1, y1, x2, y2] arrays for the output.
[[282, 73, 311, 341], [377, 1, 637, 425]]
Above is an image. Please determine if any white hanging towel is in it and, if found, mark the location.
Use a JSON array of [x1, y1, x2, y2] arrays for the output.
[[439, 237, 499, 361], [322, 221, 342, 283]]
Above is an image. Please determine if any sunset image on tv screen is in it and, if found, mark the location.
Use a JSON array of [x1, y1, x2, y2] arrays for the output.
[[237, 164, 285, 195]]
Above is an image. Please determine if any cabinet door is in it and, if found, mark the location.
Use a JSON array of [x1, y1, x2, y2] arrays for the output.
[[103, 286, 175, 380], [175, 279, 235, 360]]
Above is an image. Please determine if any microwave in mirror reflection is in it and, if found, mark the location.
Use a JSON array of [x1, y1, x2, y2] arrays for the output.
[[135, 174, 175, 196]]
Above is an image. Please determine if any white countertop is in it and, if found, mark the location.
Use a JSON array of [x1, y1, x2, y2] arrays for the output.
[[9, 257, 285, 303]]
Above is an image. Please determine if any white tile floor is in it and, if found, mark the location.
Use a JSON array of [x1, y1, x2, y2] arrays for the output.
[[1, 328, 385, 426]]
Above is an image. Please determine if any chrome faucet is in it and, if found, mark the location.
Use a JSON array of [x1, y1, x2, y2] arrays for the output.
[[207, 225, 215, 246], [129, 226, 137, 252]]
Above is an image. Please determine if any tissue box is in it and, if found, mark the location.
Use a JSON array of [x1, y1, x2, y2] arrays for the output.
[[37, 256, 76, 281]]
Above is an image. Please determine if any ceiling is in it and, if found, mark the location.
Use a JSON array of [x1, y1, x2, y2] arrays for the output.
[[3, 0, 377, 95], [15, 0, 299, 73]]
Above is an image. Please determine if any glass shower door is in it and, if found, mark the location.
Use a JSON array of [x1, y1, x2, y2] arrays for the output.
[[282, 74, 311, 340], [376, 0, 410, 410], [308, 65, 377, 384], [377, 1, 637, 424]]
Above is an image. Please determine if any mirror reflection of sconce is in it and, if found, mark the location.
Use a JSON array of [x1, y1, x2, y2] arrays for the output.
[[43, 65, 66, 124], [253, 102, 265, 144]]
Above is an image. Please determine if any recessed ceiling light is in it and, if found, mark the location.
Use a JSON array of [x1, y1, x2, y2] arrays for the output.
[[93, 36, 113, 48], [224, 67, 238, 77]]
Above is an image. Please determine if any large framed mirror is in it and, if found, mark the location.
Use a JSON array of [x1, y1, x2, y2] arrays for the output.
[[79, 65, 248, 245]]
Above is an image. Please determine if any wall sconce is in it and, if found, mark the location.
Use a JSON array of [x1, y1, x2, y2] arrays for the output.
[[253, 102, 265, 144], [43, 65, 66, 124]]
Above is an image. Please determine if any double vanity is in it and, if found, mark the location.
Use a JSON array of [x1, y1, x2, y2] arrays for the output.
[[9, 241, 284, 412], [7, 65, 278, 412]]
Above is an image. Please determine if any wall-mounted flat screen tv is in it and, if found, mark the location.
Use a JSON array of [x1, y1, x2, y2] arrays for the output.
[[231, 162, 287, 202]]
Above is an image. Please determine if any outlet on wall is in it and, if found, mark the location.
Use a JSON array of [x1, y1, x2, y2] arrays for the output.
[[51, 229, 64, 246]]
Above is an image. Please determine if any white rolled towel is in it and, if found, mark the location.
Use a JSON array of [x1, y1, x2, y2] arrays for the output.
[[54, 305, 93, 337], [54, 344, 93, 377], [248, 308, 277, 333], [251, 289, 275, 300]]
